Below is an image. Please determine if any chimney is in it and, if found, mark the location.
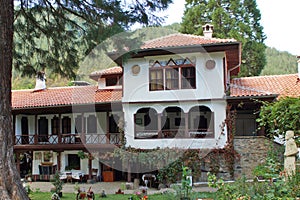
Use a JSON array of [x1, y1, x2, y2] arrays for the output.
[[202, 23, 214, 39], [34, 71, 46, 91]]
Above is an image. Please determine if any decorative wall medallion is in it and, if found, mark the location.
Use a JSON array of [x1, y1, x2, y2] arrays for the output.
[[205, 60, 216, 70], [131, 65, 140, 75]]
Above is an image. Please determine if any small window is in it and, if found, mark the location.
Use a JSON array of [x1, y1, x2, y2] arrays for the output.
[[21, 117, 29, 135], [106, 76, 121, 86], [75, 115, 84, 134], [67, 154, 80, 170], [51, 116, 60, 135], [109, 115, 119, 133], [62, 117, 71, 134], [87, 115, 97, 134], [38, 117, 48, 142]]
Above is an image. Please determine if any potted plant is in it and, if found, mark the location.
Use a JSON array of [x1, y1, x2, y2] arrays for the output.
[[51, 171, 63, 197], [44, 151, 52, 162]]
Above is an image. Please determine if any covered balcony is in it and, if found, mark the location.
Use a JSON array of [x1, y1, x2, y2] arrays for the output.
[[134, 106, 214, 139]]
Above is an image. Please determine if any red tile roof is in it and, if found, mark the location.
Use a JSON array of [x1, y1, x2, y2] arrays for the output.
[[230, 74, 300, 98], [12, 74, 300, 110], [90, 66, 122, 78], [12, 86, 122, 109], [141, 33, 237, 49]]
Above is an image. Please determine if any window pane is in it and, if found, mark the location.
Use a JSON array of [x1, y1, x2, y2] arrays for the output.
[[62, 117, 71, 134], [150, 69, 164, 91], [87, 115, 97, 133], [181, 67, 196, 89], [106, 77, 118, 86], [165, 68, 179, 90]]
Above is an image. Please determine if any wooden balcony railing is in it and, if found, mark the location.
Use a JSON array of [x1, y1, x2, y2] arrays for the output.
[[14, 133, 121, 145]]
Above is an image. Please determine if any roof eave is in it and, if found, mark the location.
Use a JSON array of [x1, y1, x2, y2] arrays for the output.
[[226, 94, 278, 100], [108, 42, 241, 66]]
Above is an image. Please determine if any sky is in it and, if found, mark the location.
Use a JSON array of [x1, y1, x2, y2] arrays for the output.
[[162, 0, 300, 56]]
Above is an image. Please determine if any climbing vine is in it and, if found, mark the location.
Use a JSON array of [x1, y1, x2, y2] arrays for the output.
[[205, 105, 240, 178]]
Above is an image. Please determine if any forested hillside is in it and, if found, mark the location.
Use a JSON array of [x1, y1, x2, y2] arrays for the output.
[[260, 47, 297, 76]]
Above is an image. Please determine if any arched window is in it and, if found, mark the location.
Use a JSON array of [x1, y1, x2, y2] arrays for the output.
[[134, 108, 158, 139], [188, 106, 214, 138], [161, 107, 185, 138]]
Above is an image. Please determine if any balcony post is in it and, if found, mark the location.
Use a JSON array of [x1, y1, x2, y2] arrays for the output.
[[157, 113, 162, 138], [34, 115, 38, 144], [185, 112, 189, 138], [58, 114, 62, 144], [57, 151, 61, 172], [81, 113, 86, 144], [106, 112, 110, 144]]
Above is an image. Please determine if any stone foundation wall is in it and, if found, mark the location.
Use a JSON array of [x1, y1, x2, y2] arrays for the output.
[[233, 136, 283, 179]]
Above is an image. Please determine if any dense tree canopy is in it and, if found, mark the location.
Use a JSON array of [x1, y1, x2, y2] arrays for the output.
[[257, 97, 300, 141], [180, 0, 266, 77], [260, 47, 297, 76], [14, 0, 172, 79]]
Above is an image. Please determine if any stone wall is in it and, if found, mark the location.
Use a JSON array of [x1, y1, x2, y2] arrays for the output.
[[233, 136, 283, 179]]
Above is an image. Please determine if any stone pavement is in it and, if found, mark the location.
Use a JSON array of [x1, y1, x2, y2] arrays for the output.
[[26, 181, 216, 195]]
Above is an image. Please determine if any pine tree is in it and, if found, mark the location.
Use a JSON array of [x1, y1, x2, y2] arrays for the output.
[[14, 0, 172, 79], [180, 0, 266, 77]]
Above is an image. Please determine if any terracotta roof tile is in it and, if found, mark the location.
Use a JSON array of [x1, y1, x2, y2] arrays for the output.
[[90, 66, 122, 78], [141, 33, 237, 49], [230, 74, 300, 98], [12, 86, 122, 109]]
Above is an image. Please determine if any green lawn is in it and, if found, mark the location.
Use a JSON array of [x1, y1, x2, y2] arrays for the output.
[[30, 191, 215, 200]]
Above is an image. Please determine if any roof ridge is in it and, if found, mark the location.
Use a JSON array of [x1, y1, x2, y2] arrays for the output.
[[143, 33, 236, 44]]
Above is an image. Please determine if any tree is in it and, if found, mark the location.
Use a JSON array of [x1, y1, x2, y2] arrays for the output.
[[0, 1, 29, 199], [0, 0, 172, 199], [180, 0, 266, 77], [257, 97, 300, 140], [14, 0, 172, 79]]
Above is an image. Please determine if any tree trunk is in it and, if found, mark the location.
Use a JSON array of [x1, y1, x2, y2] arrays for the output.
[[0, 1, 29, 199]]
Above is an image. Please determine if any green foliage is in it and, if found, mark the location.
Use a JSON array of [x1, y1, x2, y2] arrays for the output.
[[208, 172, 300, 200], [51, 171, 63, 194], [13, 0, 173, 80], [77, 151, 87, 159], [257, 97, 300, 139], [156, 150, 202, 185], [30, 191, 214, 200], [181, 166, 192, 199], [180, 0, 266, 77], [260, 47, 297, 76]]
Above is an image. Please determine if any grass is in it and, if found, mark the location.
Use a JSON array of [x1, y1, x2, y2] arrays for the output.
[[29, 191, 215, 200]]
